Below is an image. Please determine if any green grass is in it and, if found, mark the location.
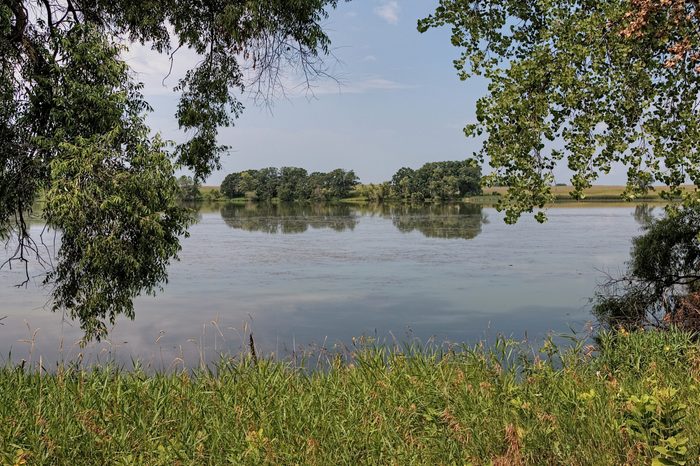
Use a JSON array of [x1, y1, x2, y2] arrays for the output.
[[339, 196, 372, 204], [2, 331, 700, 465]]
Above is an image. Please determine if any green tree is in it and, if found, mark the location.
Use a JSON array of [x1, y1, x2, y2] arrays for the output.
[[391, 167, 415, 200], [237, 170, 259, 197], [419, 0, 700, 222], [2, 0, 343, 339], [455, 160, 482, 196], [203, 188, 224, 202], [390, 160, 481, 201], [221, 166, 358, 202], [357, 182, 391, 202], [307, 171, 329, 201], [302, 169, 357, 201], [220, 173, 243, 199], [594, 206, 700, 330], [176, 175, 202, 202], [324, 169, 359, 199], [278, 166, 309, 201], [253, 167, 280, 201]]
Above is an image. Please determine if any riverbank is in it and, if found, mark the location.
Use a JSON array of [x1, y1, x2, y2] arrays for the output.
[[199, 184, 692, 204], [2, 330, 698, 465]]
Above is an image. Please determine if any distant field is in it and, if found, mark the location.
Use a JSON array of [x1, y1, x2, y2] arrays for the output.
[[485, 185, 695, 200]]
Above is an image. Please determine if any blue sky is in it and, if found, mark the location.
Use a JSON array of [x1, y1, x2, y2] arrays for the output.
[[126, 0, 622, 186]]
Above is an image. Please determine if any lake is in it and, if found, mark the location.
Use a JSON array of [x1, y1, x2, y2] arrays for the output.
[[0, 202, 656, 368]]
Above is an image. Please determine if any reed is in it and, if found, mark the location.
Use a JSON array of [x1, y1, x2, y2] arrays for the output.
[[1, 330, 699, 465]]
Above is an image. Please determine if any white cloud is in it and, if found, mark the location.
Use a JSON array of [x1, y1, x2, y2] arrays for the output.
[[362, 55, 378, 62], [303, 77, 415, 96], [374, 1, 400, 25]]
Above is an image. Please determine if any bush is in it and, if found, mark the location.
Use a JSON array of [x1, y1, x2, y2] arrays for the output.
[[203, 189, 224, 202], [593, 206, 700, 331]]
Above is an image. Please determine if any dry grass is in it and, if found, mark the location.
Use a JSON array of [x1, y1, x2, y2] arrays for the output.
[[485, 185, 696, 200], [198, 185, 221, 194]]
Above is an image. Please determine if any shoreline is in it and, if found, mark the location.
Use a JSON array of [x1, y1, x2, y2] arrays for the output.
[[199, 184, 687, 205]]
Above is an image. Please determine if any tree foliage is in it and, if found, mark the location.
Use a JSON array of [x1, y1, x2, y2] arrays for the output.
[[1, 0, 342, 339], [390, 160, 482, 202], [220, 172, 243, 199], [278, 166, 310, 201], [220, 167, 359, 201], [594, 207, 700, 331], [419, 0, 700, 222], [355, 182, 392, 202], [176, 175, 202, 202]]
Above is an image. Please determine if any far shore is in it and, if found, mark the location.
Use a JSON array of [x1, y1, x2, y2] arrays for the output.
[[198, 184, 691, 204]]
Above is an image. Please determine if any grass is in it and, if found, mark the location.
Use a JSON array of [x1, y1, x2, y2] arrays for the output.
[[2, 330, 700, 465], [339, 196, 371, 204]]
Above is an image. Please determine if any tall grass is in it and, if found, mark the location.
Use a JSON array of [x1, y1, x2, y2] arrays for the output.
[[1, 330, 699, 465]]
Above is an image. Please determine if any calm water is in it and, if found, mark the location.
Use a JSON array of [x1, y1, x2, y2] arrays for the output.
[[0, 202, 656, 367]]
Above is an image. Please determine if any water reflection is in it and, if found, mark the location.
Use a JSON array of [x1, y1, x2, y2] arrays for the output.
[[382, 203, 486, 240], [217, 202, 487, 240], [632, 204, 658, 227], [219, 202, 358, 234], [0, 203, 648, 367]]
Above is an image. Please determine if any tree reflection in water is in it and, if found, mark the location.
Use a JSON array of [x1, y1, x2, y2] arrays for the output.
[[632, 204, 657, 227], [361, 203, 487, 240], [218, 202, 487, 240], [219, 203, 358, 234]]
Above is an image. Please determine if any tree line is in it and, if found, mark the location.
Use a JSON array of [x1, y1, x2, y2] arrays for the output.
[[214, 160, 482, 203], [220, 168, 359, 201]]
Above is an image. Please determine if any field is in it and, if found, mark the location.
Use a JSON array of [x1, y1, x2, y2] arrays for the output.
[[2, 330, 699, 465], [201, 185, 697, 204], [198, 186, 222, 195], [484, 185, 696, 201]]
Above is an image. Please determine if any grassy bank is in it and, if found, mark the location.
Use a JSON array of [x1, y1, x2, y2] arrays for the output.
[[2, 331, 699, 465]]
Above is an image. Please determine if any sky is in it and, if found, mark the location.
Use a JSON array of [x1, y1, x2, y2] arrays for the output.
[[124, 0, 623, 186]]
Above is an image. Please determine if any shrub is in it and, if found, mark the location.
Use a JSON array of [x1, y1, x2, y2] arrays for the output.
[[593, 206, 700, 331]]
